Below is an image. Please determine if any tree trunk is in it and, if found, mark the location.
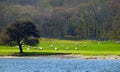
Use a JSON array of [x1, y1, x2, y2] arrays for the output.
[[18, 44, 23, 53]]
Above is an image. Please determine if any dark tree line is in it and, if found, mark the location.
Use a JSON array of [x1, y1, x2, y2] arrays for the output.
[[0, 0, 120, 40]]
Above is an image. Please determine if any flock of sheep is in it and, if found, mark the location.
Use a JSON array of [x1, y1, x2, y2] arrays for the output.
[[26, 42, 87, 51]]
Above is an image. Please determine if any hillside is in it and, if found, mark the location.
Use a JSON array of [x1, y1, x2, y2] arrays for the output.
[[0, 0, 120, 40]]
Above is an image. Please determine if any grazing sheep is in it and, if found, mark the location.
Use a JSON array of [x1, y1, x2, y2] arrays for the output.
[[116, 41, 120, 44], [66, 47, 69, 50], [75, 47, 78, 50], [39, 47, 43, 50], [50, 44, 54, 48], [27, 48, 30, 50], [55, 48, 58, 50], [28, 46, 30, 48]]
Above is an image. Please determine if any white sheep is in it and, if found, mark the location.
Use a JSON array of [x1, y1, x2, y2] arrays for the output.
[[66, 47, 69, 50], [55, 48, 58, 50], [39, 47, 43, 50], [28, 46, 30, 48], [27, 48, 30, 50], [50, 44, 54, 48], [75, 47, 78, 50]]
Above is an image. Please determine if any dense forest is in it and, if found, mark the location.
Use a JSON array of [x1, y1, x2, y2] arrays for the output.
[[0, 0, 120, 40]]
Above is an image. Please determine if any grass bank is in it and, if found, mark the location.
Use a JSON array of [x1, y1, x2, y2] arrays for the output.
[[0, 38, 120, 56]]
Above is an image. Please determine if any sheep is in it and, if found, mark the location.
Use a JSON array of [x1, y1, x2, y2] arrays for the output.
[[39, 47, 43, 50], [55, 48, 58, 50], [75, 47, 78, 50], [28, 46, 30, 48], [27, 47, 30, 50], [66, 47, 69, 50], [50, 44, 54, 48], [116, 41, 120, 44]]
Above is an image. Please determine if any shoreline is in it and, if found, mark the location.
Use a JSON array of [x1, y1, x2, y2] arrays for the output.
[[0, 54, 120, 60]]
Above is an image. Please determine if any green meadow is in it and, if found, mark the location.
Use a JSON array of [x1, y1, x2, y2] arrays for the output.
[[0, 38, 120, 56]]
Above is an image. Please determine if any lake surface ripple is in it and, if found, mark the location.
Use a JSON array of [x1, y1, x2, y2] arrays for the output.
[[0, 58, 120, 72]]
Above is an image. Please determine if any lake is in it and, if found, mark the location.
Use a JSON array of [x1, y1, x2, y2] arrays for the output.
[[0, 57, 120, 72]]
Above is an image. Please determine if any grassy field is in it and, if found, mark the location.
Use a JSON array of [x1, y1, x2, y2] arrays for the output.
[[0, 38, 120, 56]]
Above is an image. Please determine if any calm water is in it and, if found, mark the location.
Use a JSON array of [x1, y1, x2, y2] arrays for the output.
[[0, 57, 120, 72]]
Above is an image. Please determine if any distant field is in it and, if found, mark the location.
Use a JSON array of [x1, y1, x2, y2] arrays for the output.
[[0, 38, 120, 55]]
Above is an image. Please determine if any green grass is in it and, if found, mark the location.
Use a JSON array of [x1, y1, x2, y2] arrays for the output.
[[0, 38, 120, 56]]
